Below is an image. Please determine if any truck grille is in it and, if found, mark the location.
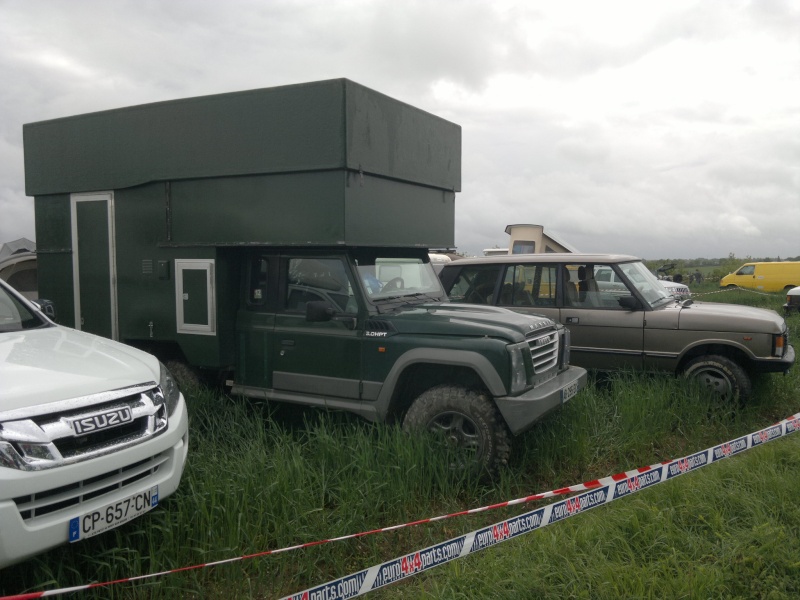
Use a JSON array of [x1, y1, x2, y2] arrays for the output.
[[13, 453, 167, 521], [528, 329, 559, 374], [0, 383, 168, 472]]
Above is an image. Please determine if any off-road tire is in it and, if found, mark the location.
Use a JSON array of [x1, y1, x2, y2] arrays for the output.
[[165, 360, 203, 391], [402, 384, 511, 476], [682, 354, 752, 402]]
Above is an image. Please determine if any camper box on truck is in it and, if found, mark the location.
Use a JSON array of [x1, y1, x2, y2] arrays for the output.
[[720, 261, 800, 293], [24, 79, 586, 474]]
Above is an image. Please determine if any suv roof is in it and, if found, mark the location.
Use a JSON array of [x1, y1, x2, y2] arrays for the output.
[[454, 253, 641, 265]]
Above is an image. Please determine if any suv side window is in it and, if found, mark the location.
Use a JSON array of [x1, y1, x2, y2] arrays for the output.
[[446, 265, 502, 303], [498, 264, 556, 307], [566, 264, 628, 309], [284, 257, 357, 314]]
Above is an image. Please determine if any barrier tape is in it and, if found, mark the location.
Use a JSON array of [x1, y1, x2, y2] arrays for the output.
[[4, 412, 799, 600], [692, 287, 785, 299], [280, 411, 800, 600]]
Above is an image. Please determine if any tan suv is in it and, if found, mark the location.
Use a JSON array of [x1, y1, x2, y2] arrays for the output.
[[439, 254, 794, 401]]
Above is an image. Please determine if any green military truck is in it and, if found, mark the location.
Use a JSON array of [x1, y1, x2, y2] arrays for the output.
[[24, 79, 586, 473]]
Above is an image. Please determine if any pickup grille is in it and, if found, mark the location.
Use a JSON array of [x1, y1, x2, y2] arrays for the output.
[[527, 329, 559, 373], [0, 383, 167, 472], [13, 453, 166, 521]]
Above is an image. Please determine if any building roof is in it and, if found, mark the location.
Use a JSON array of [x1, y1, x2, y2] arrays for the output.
[[0, 237, 36, 261]]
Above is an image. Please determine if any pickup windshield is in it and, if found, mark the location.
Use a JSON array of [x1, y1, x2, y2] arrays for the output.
[[0, 283, 46, 332], [355, 255, 444, 301]]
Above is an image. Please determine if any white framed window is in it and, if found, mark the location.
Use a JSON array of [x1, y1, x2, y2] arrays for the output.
[[175, 259, 216, 335]]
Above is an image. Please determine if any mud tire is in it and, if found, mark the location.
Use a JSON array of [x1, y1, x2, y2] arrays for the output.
[[402, 384, 511, 476]]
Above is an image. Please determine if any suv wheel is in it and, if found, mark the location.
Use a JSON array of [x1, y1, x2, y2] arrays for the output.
[[402, 384, 511, 476], [682, 355, 752, 402]]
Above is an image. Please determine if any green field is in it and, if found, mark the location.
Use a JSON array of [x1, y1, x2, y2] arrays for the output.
[[3, 284, 799, 599]]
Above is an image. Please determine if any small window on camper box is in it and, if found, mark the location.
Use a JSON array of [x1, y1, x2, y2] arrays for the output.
[[512, 240, 535, 254]]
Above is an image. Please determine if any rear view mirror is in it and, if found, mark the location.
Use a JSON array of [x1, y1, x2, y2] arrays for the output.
[[34, 298, 57, 319]]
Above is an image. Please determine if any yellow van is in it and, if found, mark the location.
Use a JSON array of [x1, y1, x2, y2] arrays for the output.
[[720, 261, 800, 292]]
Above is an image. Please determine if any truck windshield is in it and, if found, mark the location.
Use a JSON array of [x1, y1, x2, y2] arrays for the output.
[[356, 256, 444, 300], [617, 261, 673, 307], [0, 283, 46, 332]]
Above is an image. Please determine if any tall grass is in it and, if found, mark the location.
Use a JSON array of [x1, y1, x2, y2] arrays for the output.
[[2, 290, 798, 599]]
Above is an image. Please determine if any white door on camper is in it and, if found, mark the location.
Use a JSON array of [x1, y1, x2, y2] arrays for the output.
[[70, 192, 118, 340]]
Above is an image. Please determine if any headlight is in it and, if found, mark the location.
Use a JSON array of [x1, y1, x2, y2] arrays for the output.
[[159, 362, 182, 416], [561, 326, 571, 368], [773, 333, 786, 358], [507, 342, 532, 394]]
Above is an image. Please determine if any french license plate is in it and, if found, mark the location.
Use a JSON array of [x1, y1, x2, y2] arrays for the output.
[[69, 485, 158, 542], [561, 380, 580, 403]]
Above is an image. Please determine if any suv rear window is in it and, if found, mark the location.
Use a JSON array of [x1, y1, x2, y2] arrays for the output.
[[446, 265, 502, 303]]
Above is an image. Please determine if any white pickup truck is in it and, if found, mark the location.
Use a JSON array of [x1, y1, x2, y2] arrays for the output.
[[0, 278, 189, 567]]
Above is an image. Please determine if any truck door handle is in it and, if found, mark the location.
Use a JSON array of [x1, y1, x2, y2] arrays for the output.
[[281, 340, 295, 346], [565, 317, 579, 324]]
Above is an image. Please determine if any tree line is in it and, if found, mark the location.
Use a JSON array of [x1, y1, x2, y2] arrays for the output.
[[644, 253, 800, 282]]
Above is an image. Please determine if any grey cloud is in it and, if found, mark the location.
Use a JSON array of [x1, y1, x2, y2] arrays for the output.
[[1, 1, 798, 262]]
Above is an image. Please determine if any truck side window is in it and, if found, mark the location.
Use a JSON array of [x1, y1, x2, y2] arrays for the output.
[[249, 258, 268, 306], [285, 258, 357, 314]]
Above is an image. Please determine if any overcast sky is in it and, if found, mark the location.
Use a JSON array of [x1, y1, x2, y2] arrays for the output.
[[2, 0, 798, 260]]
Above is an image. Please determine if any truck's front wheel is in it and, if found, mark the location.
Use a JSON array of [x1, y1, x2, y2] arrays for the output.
[[403, 385, 511, 476]]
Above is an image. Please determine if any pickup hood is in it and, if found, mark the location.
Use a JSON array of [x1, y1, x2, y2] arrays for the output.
[[0, 325, 160, 412], [370, 302, 556, 341], [657, 301, 786, 334]]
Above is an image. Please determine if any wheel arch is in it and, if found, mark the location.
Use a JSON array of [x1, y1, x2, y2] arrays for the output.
[[378, 349, 506, 423], [677, 342, 752, 373]]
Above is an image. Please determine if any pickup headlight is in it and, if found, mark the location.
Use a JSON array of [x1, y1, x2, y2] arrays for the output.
[[508, 342, 533, 394], [159, 362, 182, 416]]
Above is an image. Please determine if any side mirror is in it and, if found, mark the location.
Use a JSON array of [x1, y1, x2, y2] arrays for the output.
[[305, 300, 335, 322], [618, 295, 642, 311], [34, 298, 57, 319]]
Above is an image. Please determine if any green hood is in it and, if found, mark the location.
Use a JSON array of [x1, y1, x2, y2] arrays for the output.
[[372, 302, 556, 343]]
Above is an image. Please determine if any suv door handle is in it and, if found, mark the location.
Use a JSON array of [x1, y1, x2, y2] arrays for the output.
[[565, 317, 579, 324], [281, 340, 295, 346]]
